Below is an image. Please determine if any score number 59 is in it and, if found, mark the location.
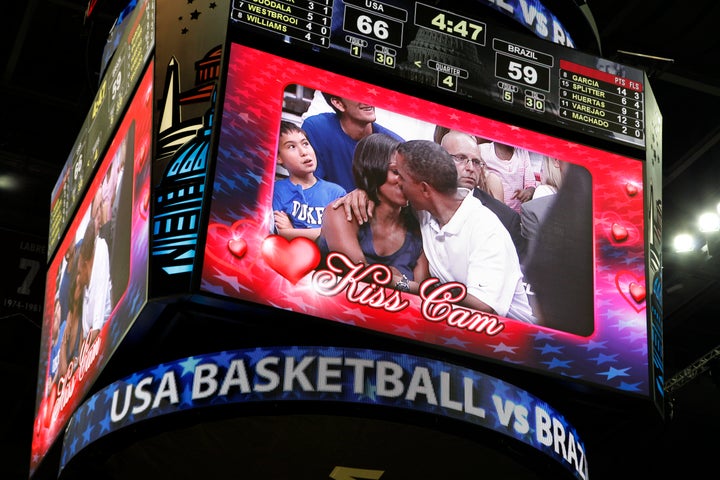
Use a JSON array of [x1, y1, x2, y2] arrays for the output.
[[507, 60, 538, 85], [495, 53, 550, 91]]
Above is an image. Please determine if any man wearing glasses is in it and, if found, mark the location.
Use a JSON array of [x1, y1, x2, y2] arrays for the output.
[[439, 130, 527, 264]]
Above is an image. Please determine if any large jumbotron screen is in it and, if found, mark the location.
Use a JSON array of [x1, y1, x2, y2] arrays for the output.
[[200, 42, 657, 399]]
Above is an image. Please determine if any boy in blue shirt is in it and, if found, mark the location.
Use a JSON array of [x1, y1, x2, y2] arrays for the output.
[[272, 121, 346, 240]]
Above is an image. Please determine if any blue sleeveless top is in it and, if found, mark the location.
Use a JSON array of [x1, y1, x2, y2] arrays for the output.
[[318, 222, 423, 280]]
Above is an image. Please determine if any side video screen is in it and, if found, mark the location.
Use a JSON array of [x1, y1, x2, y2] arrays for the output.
[[31, 66, 154, 476]]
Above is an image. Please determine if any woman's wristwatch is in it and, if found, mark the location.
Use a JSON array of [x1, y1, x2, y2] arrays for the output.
[[395, 273, 410, 292]]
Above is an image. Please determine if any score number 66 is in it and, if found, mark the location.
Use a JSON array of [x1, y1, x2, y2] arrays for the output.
[[356, 15, 390, 40]]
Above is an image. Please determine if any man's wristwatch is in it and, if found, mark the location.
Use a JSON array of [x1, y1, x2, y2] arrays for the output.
[[395, 274, 410, 292]]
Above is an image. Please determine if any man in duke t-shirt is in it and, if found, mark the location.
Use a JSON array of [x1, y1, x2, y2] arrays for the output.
[[301, 92, 404, 193]]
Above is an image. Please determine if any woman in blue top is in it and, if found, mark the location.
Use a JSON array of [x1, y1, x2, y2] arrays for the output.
[[318, 133, 429, 292]]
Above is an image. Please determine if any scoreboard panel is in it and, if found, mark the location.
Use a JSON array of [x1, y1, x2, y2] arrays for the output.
[[229, 0, 646, 151]]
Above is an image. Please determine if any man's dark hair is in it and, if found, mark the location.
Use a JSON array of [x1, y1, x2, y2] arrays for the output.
[[321, 92, 342, 114], [397, 140, 457, 194]]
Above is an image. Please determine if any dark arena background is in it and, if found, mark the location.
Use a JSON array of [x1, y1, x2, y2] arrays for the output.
[[1, 1, 719, 479]]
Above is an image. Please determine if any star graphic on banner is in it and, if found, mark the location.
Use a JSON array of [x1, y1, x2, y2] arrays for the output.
[[515, 388, 534, 407], [82, 423, 94, 444], [282, 345, 312, 360], [536, 343, 564, 355], [580, 339, 608, 351], [618, 381, 643, 392], [622, 329, 647, 343], [213, 272, 249, 293], [591, 353, 618, 365], [531, 330, 557, 341], [393, 323, 421, 338], [341, 307, 371, 323], [212, 350, 236, 366], [615, 316, 639, 331], [104, 385, 120, 403], [489, 378, 512, 398], [99, 415, 112, 434], [67, 437, 79, 457], [318, 346, 345, 357], [85, 394, 98, 414], [126, 371, 145, 386], [151, 363, 172, 379], [246, 170, 263, 185], [490, 342, 518, 354], [543, 357, 573, 370], [598, 366, 631, 380], [179, 356, 202, 376], [245, 347, 270, 365], [441, 335, 471, 348]]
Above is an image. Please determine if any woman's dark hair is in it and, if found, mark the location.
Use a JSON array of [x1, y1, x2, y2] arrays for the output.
[[352, 133, 400, 205], [352, 134, 419, 234]]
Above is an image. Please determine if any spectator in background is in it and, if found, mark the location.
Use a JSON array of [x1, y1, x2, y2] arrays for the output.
[[522, 163, 593, 334], [438, 129, 527, 264], [433, 125, 504, 201], [480, 141, 537, 212], [272, 121, 346, 241], [301, 92, 404, 192], [532, 155, 564, 199], [520, 157, 568, 267]]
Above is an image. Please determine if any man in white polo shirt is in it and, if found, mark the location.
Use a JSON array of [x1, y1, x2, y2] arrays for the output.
[[392, 140, 536, 323]]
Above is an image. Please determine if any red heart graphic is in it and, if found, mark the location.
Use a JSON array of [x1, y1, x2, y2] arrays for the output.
[[625, 182, 639, 197], [601, 212, 640, 247], [205, 219, 262, 274], [261, 235, 320, 284], [629, 282, 646, 303], [611, 223, 629, 242], [228, 238, 247, 258], [615, 270, 646, 312]]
